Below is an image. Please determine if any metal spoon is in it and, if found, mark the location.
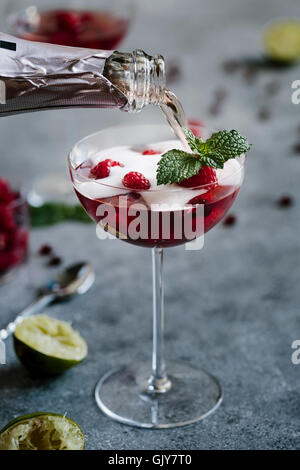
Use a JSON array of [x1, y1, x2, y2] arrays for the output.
[[0, 262, 95, 341]]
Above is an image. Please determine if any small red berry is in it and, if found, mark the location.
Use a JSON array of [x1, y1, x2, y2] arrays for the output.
[[222, 214, 237, 227], [0, 178, 14, 204], [48, 256, 62, 267], [179, 166, 217, 188], [0, 206, 16, 231], [293, 142, 300, 154], [277, 195, 293, 208], [39, 244, 53, 256], [81, 12, 94, 23], [142, 149, 161, 155], [122, 172, 151, 190], [89, 159, 122, 179]]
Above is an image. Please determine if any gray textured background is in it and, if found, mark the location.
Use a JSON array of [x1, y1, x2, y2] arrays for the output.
[[1, 0, 300, 450]]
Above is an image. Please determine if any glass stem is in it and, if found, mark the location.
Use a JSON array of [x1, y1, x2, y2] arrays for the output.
[[148, 247, 172, 393]]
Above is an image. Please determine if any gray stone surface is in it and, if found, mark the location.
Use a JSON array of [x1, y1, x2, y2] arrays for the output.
[[1, 0, 300, 450]]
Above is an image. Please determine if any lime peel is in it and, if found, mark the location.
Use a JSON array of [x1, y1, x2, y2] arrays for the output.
[[264, 20, 300, 62], [0, 413, 85, 450], [14, 314, 87, 376]]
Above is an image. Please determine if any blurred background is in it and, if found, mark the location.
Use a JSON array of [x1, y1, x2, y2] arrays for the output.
[[0, 0, 300, 450]]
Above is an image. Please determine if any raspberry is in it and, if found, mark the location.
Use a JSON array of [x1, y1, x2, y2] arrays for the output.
[[122, 172, 151, 190], [0, 178, 14, 204], [0, 231, 10, 251], [142, 149, 161, 155], [179, 166, 217, 188], [0, 206, 16, 231], [56, 11, 81, 32], [0, 251, 21, 272], [50, 31, 74, 46], [89, 159, 122, 179], [81, 12, 94, 23]]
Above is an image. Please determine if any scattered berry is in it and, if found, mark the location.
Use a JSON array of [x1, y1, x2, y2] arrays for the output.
[[277, 195, 293, 208], [39, 244, 53, 256], [48, 256, 62, 267], [89, 159, 122, 179], [258, 108, 271, 121], [222, 214, 237, 227], [179, 166, 217, 188], [223, 59, 240, 74], [122, 172, 151, 190], [242, 66, 258, 84], [265, 80, 281, 96], [293, 142, 300, 153], [214, 88, 228, 101], [142, 149, 161, 155]]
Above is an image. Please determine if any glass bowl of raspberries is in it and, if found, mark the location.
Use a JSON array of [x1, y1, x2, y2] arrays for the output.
[[0, 178, 29, 283]]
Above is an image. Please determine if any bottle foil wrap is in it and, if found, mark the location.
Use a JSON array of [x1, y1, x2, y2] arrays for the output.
[[0, 33, 128, 116]]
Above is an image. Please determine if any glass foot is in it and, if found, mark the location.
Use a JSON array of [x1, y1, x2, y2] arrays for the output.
[[95, 361, 222, 429]]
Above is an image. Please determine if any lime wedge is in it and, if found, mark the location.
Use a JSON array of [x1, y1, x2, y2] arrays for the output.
[[263, 20, 300, 62], [0, 413, 85, 450], [14, 314, 88, 376]]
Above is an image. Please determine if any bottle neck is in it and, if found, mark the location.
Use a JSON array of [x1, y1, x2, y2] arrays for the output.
[[104, 50, 166, 112]]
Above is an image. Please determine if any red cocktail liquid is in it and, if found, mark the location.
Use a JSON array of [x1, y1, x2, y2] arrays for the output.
[[74, 162, 239, 248]]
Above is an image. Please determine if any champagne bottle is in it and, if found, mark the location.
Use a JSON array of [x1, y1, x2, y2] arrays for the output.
[[0, 33, 166, 116]]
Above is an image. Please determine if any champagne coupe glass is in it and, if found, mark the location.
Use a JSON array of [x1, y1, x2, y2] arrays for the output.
[[68, 123, 245, 428]]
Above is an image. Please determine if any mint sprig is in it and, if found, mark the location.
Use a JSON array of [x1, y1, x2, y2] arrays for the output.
[[156, 128, 251, 185]]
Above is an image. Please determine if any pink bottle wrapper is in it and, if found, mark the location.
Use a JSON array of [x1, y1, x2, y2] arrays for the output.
[[0, 33, 128, 116]]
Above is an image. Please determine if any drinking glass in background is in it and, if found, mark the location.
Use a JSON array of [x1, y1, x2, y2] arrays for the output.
[[0, 178, 29, 283], [4, 0, 135, 49]]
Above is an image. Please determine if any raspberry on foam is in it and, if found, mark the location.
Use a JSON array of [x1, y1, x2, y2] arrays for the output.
[[89, 159, 122, 179], [142, 149, 161, 155], [122, 172, 151, 190]]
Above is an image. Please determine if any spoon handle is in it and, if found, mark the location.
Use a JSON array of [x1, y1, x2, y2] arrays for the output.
[[0, 293, 56, 341]]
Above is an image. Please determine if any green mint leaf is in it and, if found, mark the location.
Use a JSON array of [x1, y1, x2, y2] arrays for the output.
[[183, 127, 200, 154], [205, 129, 251, 159], [156, 127, 251, 185], [201, 152, 225, 169], [157, 150, 202, 185]]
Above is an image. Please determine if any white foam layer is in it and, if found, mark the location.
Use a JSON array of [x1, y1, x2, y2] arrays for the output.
[[75, 140, 243, 208]]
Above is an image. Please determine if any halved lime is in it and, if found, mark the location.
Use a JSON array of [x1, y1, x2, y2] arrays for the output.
[[0, 412, 85, 450], [263, 20, 300, 62], [14, 314, 88, 376]]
